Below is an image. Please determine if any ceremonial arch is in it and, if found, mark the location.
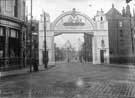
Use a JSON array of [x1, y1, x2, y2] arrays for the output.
[[39, 8, 110, 66]]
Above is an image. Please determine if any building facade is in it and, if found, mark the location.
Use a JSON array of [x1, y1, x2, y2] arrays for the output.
[[0, 0, 27, 71], [106, 4, 135, 63]]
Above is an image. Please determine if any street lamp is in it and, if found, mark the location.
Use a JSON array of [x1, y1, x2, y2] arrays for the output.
[[44, 11, 48, 69], [29, 0, 33, 72]]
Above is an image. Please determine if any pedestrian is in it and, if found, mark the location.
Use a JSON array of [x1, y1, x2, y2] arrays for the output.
[[32, 58, 39, 72], [43, 51, 49, 69]]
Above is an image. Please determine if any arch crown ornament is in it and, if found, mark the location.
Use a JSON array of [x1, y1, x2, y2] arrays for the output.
[[51, 8, 96, 35]]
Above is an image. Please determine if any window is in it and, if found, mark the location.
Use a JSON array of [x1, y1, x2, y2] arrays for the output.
[[14, 0, 18, 17], [100, 22, 104, 28], [120, 30, 123, 37], [101, 39, 105, 48], [0, 50, 3, 57], [5, 0, 12, 12], [10, 29, 16, 38], [0, 27, 3, 36], [101, 17, 103, 21], [119, 21, 123, 27]]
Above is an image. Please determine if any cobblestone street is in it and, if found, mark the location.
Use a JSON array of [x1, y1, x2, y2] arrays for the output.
[[0, 63, 135, 98]]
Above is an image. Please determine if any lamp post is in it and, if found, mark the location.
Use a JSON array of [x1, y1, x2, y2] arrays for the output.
[[44, 11, 48, 69], [29, 0, 33, 72]]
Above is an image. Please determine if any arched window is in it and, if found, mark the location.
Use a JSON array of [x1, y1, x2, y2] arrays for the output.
[[101, 17, 103, 21]]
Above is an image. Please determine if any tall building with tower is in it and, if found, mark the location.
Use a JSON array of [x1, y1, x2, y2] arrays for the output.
[[82, 4, 135, 64], [106, 4, 135, 63]]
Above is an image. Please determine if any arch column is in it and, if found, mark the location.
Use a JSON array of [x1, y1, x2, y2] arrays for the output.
[[92, 36, 100, 64], [92, 30, 110, 64], [46, 31, 55, 65]]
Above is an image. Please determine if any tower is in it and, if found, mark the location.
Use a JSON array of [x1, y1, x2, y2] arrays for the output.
[[126, 4, 131, 17], [122, 7, 126, 17]]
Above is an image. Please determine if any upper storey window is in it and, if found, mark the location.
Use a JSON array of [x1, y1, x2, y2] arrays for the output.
[[0, 27, 4, 36], [101, 17, 103, 21], [119, 21, 123, 27], [14, 0, 18, 17], [5, 0, 12, 12], [0, 0, 18, 17]]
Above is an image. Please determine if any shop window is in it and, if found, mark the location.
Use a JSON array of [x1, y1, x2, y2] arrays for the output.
[[10, 29, 17, 38], [0, 27, 3, 36], [0, 50, 3, 57], [16, 31, 19, 38]]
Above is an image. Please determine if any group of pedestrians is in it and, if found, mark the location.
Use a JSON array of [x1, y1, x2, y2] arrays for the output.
[[32, 58, 39, 72], [30, 51, 49, 72], [31, 57, 49, 72]]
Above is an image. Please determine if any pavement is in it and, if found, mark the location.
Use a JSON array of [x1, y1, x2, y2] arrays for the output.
[[0, 65, 55, 78], [0, 62, 135, 98]]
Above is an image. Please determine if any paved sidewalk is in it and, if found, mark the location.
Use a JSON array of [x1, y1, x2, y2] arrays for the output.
[[0, 65, 56, 78], [0, 67, 29, 78], [85, 62, 135, 68]]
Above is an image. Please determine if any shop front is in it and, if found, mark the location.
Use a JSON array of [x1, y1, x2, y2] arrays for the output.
[[0, 15, 26, 71]]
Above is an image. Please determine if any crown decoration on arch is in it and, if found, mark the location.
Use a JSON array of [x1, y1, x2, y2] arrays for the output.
[[63, 8, 85, 26], [71, 8, 77, 18]]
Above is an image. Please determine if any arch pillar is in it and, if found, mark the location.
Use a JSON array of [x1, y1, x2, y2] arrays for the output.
[[46, 31, 55, 65], [39, 12, 55, 67], [92, 30, 110, 64]]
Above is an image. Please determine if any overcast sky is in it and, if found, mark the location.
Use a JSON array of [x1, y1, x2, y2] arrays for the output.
[[26, 0, 135, 48], [26, 0, 135, 21]]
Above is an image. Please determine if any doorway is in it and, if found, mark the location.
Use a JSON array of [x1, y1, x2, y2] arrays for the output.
[[100, 50, 105, 63]]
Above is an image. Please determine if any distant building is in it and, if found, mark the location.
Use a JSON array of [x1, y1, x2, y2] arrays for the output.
[[83, 4, 135, 64], [63, 40, 75, 63], [0, 0, 27, 70], [106, 4, 135, 63], [26, 20, 39, 60]]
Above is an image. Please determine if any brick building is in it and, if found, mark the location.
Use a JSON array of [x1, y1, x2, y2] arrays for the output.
[[106, 4, 135, 63], [0, 0, 27, 70]]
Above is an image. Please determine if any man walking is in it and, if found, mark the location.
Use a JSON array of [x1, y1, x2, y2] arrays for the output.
[[43, 51, 48, 69]]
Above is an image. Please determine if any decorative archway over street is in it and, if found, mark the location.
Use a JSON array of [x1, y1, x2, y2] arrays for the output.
[[39, 8, 110, 66]]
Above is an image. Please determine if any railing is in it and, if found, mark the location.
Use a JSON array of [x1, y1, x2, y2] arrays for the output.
[[8, 58, 22, 66], [0, 57, 35, 71], [0, 57, 23, 71], [0, 58, 5, 69]]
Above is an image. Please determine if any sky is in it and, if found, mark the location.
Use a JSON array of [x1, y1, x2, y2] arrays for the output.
[[26, 0, 135, 49], [26, 0, 135, 21]]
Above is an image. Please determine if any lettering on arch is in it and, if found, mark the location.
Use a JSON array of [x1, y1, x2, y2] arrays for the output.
[[51, 9, 96, 32]]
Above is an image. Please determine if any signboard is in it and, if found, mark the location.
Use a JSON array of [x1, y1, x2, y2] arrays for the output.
[[63, 16, 85, 26], [0, 20, 20, 28], [54, 15, 93, 31]]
